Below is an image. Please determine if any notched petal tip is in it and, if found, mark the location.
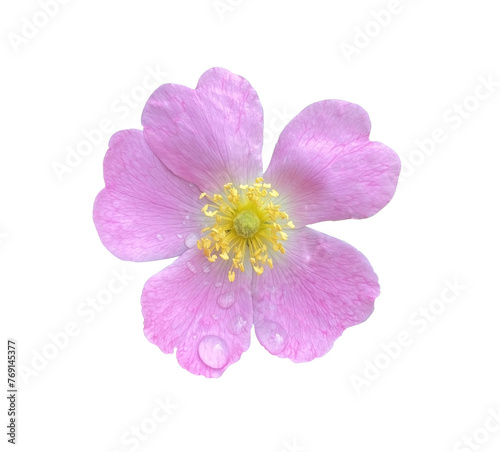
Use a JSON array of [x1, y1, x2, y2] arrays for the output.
[[141, 67, 264, 193], [265, 99, 400, 226], [140, 246, 253, 377], [253, 227, 380, 362]]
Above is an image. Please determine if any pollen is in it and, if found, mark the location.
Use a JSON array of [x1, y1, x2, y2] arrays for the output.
[[197, 178, 293, 282]]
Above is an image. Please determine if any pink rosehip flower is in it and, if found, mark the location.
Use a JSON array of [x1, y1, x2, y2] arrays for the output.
[[93, 67, 400, 377]]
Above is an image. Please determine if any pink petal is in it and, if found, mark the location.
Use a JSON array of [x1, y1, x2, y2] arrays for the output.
[[142, 67, 264, 193], [252, 227, 379, 362], [93, 129, 206, 262], [141, 246, 252, 377], [264, 100, 400, 227]]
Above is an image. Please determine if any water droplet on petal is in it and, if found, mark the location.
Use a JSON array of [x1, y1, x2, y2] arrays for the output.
[[257, 320, 287, 355], [198, 335, 229, 369], [176, 233, 183, 239], [156, 234, 164, 241], [203, 263, 211, 273], [211, 313, 219, 320], [214, 281, 223, 288], [186, 261, 197, 273], [184, 232, 199, 249], [217, 292, 235, 309], [185, 215, 191, 220]]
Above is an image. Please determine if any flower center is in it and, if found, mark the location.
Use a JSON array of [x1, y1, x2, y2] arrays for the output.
[[233, 210, 260, 238], [197, 178, 294, 282]]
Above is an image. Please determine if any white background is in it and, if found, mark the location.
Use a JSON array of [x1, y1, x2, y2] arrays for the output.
[[2, 1, 500, 451]]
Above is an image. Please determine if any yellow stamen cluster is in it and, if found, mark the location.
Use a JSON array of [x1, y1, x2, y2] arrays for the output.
[[197, 178, 295, 282]]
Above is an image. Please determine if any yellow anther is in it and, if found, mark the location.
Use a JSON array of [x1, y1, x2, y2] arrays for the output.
[[267, 258, 273, 269], [228, 271, 235, 282], [253, 265, 264, 275], [279, 231, 288, 240], [269, 189, 279, 197], [199, 192, 207, 199], [255, 177, 264, 183], [287, 221, 295, 229]]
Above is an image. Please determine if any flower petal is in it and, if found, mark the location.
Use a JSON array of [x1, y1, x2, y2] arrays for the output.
[[141, 246, 252, 377], [142, 67, 264, 193], [93, 129, 205, 262], [264, 100, 400, 226], [252, 227, 379, 362]]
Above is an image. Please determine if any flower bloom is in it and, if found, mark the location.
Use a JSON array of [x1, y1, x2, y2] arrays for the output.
[[93, 67, 400, 377]]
